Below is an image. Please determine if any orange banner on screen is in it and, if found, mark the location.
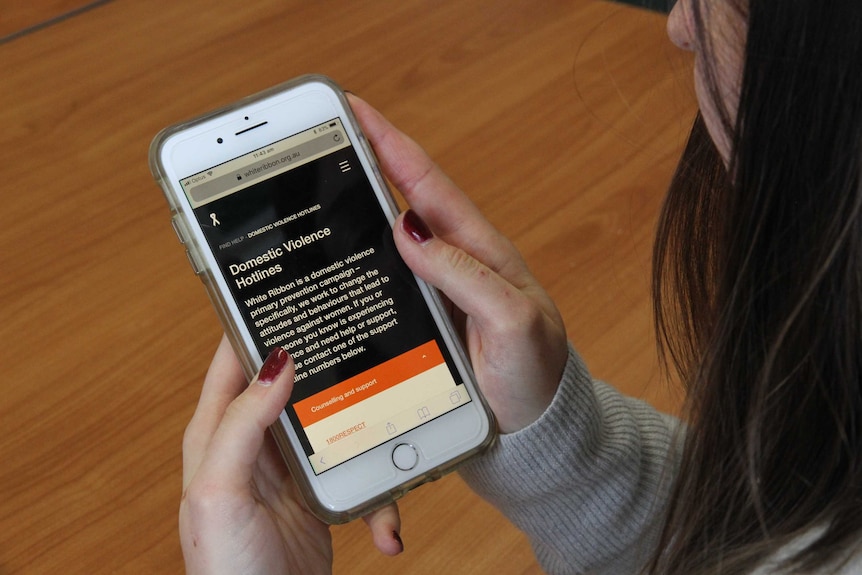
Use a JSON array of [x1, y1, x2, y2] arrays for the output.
[[293, 340, 445, 427]]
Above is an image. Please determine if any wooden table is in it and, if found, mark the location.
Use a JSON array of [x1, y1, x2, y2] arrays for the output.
[[0, 1, 694, 572]]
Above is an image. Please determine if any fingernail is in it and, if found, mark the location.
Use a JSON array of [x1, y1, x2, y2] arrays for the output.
[[258, 347, 290, 386], [392, 530, 404, 552], [402, 209, 433, 244]]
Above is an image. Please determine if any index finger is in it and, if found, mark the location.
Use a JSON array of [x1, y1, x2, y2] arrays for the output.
[[348, 94, 535, 289]]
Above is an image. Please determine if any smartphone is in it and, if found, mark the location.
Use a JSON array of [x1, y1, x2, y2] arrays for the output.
[[149, 75, 495, 523]]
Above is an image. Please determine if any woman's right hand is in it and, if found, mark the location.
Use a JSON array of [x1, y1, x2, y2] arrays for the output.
[[349, 95, 569, 433]]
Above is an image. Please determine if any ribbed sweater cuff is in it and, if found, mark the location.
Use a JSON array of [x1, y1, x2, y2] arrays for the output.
[[460, 344, 682, 574]]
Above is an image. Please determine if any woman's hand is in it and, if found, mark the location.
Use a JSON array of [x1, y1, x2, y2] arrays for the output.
[[349, 95, 569, 433], [180, 335, 403, 575]]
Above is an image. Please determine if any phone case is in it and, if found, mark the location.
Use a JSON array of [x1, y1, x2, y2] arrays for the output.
[[149, 75, 495, 523]]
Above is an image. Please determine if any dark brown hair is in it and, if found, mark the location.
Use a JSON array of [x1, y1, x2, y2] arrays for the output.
[[649, 0, 862, 572]]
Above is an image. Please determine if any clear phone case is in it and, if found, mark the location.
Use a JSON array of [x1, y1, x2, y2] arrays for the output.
[[148, 75, 495, 523]]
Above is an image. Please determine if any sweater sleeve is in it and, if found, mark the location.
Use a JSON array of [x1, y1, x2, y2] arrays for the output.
[[459, 344, 684, 574]]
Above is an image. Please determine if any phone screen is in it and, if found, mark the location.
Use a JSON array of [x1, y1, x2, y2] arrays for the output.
[[179, 118, 472, 474]]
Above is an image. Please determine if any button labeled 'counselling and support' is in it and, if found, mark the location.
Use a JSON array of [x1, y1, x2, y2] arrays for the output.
[[391, 443, 419, 471]]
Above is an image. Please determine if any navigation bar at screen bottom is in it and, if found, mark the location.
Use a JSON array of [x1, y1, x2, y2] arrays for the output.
[[291, 341, 469, 473]]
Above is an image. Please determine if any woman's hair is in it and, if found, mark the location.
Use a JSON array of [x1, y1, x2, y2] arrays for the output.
[[649, 0, 862, 573]]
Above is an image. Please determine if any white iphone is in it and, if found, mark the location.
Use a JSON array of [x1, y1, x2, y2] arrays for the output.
[[150, 75, 495, 523]]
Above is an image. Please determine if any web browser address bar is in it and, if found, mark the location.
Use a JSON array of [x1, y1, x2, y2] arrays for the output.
[[189, 130, 346, 204]]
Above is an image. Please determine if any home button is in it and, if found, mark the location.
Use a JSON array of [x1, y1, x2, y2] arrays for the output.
[[391, 443, 419, 471]]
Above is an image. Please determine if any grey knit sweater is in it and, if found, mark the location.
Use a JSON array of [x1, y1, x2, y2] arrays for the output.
[[459, 345, 861, 574]]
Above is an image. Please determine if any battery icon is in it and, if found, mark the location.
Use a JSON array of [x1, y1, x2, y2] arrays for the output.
[[329, 122, 337, 127]]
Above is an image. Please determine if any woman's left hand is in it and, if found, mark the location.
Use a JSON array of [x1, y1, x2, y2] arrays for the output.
[[179, 335, 403, 575]]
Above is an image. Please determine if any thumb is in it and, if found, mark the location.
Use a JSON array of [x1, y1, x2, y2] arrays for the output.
[[194, 347, 295, 491]]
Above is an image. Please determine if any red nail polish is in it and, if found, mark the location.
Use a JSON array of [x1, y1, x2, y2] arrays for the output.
[[402, 209, 433, 243], [258, 347, 289, 385]]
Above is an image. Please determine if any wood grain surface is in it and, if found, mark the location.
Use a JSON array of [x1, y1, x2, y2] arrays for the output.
[[0, 1, 694, 572]]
